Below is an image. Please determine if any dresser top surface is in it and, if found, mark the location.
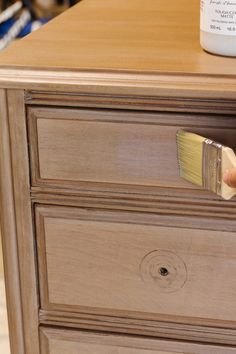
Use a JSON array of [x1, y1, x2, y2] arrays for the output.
[[0, 0, 235, 77]]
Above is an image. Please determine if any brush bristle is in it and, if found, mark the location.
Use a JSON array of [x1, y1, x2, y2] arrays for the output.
[[177, 130, 205, 187]]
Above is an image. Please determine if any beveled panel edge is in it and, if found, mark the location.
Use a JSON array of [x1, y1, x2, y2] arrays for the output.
[[39, 328, 49, 354], [39, 326, 236, 354], [27, 105, 236, 127], [26, 90, 236, 115], [35, 206, 50, 316], [0, 68, 235, 99], [39, 309, 236, 346], [34, 202, 236, 233]]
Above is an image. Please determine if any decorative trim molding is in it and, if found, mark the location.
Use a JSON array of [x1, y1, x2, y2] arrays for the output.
[[0, 68, 235, 99], [31, 190, 236, 229], [26, 90, 236, 114], [39, 309, 236, 346]]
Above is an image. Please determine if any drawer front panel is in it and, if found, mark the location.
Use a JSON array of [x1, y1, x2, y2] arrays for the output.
[[28, 107, 236, 192], [40, 327, 236, 354], [36, 205, 236, 326]]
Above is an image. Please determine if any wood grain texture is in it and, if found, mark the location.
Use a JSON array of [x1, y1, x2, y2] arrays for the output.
[[0, 69, 236, 100], [0, 1, 236, 352], [39, 308, 236, 345], [0, 223, 10, 354], [6, 90, 40, 354], [36, 205, 236, 329], [0, 0, 235, 77], [25, 90, 236, 115], [0, 89, 25, 354], [40, 327, 236, 354], [31, 189, 236, 222], [0, 1, 234, 98], [28, 106, 236, 195]]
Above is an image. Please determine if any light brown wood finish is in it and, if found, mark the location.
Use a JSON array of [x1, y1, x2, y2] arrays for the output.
[[0, 0, 234, 77], [0, 0, 235, 353], [0, 89, 25, 354], [28, 106, 236, 195], [0, 90, 40, 354], [36, 205, 236, 328], [40, 327, 236, 354], [25, 90, 236, 115], [0, 1, 234, 99], [0, 69, 236, 100], [31, 189, 236, 222], [38, 308, 236, 345]]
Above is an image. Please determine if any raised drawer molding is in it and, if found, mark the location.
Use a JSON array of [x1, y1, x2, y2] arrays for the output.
[[0, 0, 236, 354]]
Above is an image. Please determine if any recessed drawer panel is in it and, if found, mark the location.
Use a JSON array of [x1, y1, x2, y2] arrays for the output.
[[28, 107, 236, 193], [36, 205, 236, 328], [40, 327, 236, 354]]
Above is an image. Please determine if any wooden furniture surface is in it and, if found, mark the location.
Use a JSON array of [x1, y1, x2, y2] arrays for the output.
[[0, 1, 236, 354], [36, 205, 236, 324], [0, 0, 235, 77], [40, 328, 236, 354], [28, 106, 236, 191]]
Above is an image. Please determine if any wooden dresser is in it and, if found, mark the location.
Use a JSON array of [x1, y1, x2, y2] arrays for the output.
[[1, 0, 236, 353]]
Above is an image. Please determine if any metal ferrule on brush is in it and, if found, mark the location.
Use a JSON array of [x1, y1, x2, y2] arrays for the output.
[[202, 139, 222, 195]]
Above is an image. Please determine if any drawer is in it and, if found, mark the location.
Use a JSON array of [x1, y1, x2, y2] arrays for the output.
[[28, 106, 236, 194], [40, 327, 236, 354], [36, 205, 236, 328]]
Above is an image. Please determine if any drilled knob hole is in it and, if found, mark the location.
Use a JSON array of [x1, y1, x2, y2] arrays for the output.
[[159, 267, 169, 277]]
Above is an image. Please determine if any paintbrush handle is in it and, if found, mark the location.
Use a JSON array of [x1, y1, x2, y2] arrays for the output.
[[221, 147, 236, 200]]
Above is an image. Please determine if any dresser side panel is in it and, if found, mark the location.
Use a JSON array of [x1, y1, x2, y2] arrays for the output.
[[7, 89, 40, 354], [0, 89, 25, 354]]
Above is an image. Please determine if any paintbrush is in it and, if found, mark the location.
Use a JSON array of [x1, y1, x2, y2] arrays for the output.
[[176, 130, 236, 200]]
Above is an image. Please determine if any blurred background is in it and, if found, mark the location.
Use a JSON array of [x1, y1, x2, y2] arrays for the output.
[[0, 0, 80, 51]]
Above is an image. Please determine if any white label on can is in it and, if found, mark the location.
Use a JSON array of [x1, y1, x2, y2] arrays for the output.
[[201, 0, 236, 35]]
